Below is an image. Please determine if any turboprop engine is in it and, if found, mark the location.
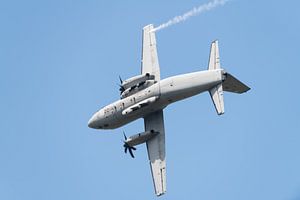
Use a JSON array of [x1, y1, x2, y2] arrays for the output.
[[123, 130, 159, 158], [119, 73, 155, 98], [122, 73, 155, 89], [121, 80, 155, 99]]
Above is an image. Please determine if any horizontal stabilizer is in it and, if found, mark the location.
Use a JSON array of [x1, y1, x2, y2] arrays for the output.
[[223, 73, 250, 94], [209, 83, 225, 115], [208, 40, 220, 70]]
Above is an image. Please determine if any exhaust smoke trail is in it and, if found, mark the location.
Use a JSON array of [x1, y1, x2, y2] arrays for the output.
[[152, 0, 229, 32]]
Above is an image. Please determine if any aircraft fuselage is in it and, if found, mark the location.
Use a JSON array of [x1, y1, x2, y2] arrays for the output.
[[88, 69, 225, 129]]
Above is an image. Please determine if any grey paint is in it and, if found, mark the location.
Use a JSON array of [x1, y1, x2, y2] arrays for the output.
[[88, 24, 250, 196]]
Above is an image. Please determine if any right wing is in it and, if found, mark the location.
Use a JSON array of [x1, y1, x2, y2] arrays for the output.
[[144, 110, 166, 196], [141, 24, 160, 81]]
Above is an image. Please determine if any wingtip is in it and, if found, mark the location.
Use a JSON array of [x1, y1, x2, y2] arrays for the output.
[[212, 39, 219, 44], [156, 191, 166, 197], [143, 24, 154, 30]]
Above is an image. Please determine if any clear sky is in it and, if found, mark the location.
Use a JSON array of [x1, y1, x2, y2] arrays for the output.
[[1, 0, 300, 199]]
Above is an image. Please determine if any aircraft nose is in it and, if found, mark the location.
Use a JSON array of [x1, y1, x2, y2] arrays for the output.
[[88, 113, 98, 129]]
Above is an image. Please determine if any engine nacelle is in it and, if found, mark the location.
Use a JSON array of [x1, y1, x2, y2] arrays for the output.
[[121, 80, 155, 99], [125, 130, 159, 147], [121, 73, 155, 90]]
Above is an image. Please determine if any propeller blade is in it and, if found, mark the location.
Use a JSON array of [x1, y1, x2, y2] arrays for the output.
[[123, 131, 127, 140], [122, 131, 136, 158], [118, 84, 125, 95], [119, 85, 124, 90], [128, 148, 135, 158], [119, 75, 123, 84]]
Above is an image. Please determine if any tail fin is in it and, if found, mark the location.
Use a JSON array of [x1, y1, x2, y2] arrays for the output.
[[222, 73, 250, 94], [208, 40, 224, 115]]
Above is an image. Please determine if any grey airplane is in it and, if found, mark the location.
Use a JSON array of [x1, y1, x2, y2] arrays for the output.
[[88, 24, 250, 196]]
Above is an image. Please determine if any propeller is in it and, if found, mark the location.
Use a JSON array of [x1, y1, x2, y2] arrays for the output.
[[119, 85, 125, 94], [123, 132, 136, 158], [118, 76, 125, 94]]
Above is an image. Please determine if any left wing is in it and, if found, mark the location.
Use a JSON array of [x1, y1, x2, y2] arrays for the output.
[[141, 24, 160, 81], [144, 110, 166, 196]]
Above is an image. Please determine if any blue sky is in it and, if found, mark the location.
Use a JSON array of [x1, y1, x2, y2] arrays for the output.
[[1, 0, 300, 199]]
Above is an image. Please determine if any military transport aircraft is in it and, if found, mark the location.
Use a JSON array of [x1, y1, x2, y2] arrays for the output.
[[88, 24, 250, 196]]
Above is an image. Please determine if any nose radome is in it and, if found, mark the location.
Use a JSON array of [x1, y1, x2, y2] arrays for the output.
[[88, 113, 98, 129]]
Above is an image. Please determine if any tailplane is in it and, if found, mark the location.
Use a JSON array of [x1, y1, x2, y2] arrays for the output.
[[208, 40, 221, 70], [209, 83, 224, 115], [207, 40, 250, 115], [208, 40, 224, 115]]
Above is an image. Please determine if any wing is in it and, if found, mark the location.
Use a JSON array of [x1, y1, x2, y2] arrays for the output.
[[141, 24, 160, 81], [144, 110, 166, 196]]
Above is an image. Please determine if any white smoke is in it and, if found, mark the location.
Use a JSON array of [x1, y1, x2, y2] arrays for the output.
[[152, 0, 229, 32]]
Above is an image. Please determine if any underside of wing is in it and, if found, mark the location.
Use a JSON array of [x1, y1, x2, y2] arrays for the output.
[[144, 110, 166, 196], [141, 24, 160, 81]]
